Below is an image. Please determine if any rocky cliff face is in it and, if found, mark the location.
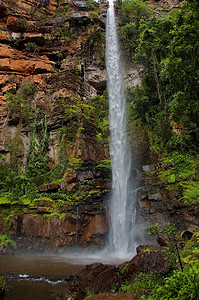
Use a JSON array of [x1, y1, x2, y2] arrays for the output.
[[0, 0, 111, 251], [0, 201, 108, 252], [0, 0, 108, 166]]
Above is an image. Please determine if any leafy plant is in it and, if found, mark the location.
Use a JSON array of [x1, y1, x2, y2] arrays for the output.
[[0, 234, 16, 248], [25, 42, 40, 54], [0, 276, 5, 295], [6, 80, 36, 121], [121, 272, 162, 297], [146, 223, 183, 271], [145, 260, 199, 300]]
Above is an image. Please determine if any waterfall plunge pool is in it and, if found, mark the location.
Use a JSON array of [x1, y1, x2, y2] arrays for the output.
[[0, 254, 84, 300], [0, 251, 135, 300]]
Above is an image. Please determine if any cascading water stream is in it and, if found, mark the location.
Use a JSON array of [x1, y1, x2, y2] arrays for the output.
[[106, 0, 136, 258]]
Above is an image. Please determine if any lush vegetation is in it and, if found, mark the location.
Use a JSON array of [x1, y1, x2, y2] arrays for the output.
[[0, 0, 109, 239], [116, 0, 199, 155], [120, 226, 199, 299], [116, 0, 199, 205], [115, 1, 199, 297]]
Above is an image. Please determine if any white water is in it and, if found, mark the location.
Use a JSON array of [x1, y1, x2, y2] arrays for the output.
[[106, 1, 136, 259]]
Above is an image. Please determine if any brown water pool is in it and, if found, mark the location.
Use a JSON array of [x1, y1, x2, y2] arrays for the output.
[[0, 254, 84, 300]]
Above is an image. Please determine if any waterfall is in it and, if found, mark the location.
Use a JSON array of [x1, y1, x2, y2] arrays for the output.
[[106, 1, 136, 258]]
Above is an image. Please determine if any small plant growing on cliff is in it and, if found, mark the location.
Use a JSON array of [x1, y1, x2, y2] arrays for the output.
[[0, 234, 16, 248], [84, 289, 96, 300], [0, 277, 5, 296], [25, 42, 40, 55], [146, 223, 184, 272], [28, 109, 50, 179], [6, 80, 36, 121]]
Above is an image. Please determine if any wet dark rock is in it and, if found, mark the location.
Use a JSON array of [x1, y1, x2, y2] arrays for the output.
[[0, 202, 108, 252], [66, 263, 119, 300], [38, 183, 59, 192], [182, 225, 199, 240], [123, 247, 171, 278], [73, 0, 89, 10], [57, 244, 171, 299], [136, 244, 161, 254], [157, 234, 168, 246], [0, 285, 5, 296]]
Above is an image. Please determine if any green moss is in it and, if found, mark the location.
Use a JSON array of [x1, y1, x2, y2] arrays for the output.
[[33, 197, 54, 204], [6, 80, 36, 121], [0, 196, 11, 205], [3, 213, 15, 223], [45, 212, 68, 221], [97, 160, 111, 169], [181, 181, 199, 205]]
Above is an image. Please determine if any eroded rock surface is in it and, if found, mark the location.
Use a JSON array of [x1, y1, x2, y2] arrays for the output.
[[0, 0, 108, 166]]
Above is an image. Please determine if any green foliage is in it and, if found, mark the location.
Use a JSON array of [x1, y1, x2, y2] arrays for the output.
[[145, 260, 199, 300], [0, 234, 16, 248], [0, 105, 67, 200], [51, 23, 70, 41], [27, 109, 50, 179], [145, 153, 197, 190], [6, 93, 31, 121], [172, 154, 196, 180], [121, 232, 199, 299], [89, 10, 100, 19], [146, 223, 183, 271], [0, 194, 11, 205], [118, 0, 152, 59], [144, 153, 199, 206], [0, 276, 5, 293], [83, 24, 105, 64], [6, 80, 36, 121], [25, 42, 40, 54], [160, 4, 199, 141], [54, 4, 70, 15], [92, 92, 109, 144], [119, 0, 152, 27], [121, 272, 162, 297], [56, 92, 109, 148], [97, 160, 111, 169], [182, 181, 199, 205], [7, 129, 24, 169], [182, 232, 199, 258], [120, 0, 199, 154], [67, 157, 83, 170], [56, 99, 95, 146], [84, 288, 96, 300]]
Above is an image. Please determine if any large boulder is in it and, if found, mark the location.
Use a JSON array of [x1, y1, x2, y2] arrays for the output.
[[66, 263, 119, 300], [121, 244, 171, 279]]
